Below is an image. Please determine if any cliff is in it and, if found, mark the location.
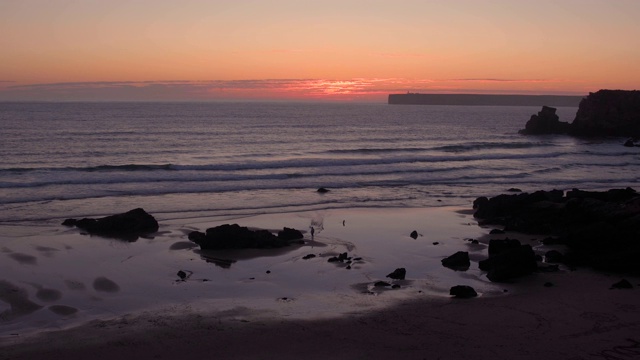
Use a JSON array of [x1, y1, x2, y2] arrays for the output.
[[571, 90, 640, 137], [520, 90, 640, 137], [388, 93, 583, 107]]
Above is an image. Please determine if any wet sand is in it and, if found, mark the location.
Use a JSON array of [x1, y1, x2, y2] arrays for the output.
[[1, 207, 640, 359]]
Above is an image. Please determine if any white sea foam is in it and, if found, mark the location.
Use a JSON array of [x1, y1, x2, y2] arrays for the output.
[[1, 102, 636, 222]]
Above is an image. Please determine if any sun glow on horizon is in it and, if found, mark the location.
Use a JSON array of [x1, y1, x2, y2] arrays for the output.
[[1, 0, 638, 101]]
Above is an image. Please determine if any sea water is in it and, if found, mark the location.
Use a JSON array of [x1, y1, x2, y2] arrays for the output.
[[2, 101, 637, 224], [1, 101, 639, 335]]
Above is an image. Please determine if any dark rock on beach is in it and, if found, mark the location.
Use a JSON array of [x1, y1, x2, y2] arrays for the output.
[[488, 239, 521, 257], [441, 251, 470, 271], [189, 224, 304, 250], [450, 285, 478, 299], [410, 230, 418, 239], [610, 279, 633, 289], [277, 227, 304, 241], [386, 268, 406, 280], [479, 245, 537, 282], [317, 187, 330, 193], [62, 208, 158, 241], [473, 188, 640, 273], [544, 250, 564, 263]]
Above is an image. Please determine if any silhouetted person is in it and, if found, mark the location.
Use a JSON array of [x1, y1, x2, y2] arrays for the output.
[[310, 226, 315, 240]]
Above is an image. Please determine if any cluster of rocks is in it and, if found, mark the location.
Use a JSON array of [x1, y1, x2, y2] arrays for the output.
[[369, 268, 407, 290], [473, 188, 640, 273], [520, 90, 640, 137], [442, 238, 537, 296], [62, 208, 159, 241], [188, 224, 304, 250]]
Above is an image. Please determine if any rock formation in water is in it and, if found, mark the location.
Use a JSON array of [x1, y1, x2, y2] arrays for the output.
[[520, 106, 571, 135], [520, 90, 640, 137]]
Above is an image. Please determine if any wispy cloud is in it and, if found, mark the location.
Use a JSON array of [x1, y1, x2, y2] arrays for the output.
[[372, 52, 429, 59], [0, 78, 583, 101], [447, 78, 575, 84]]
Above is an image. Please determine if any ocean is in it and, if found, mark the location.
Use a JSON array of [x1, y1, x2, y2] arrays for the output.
[[2, 101, 640, 336], [1, 101, 637, 224]]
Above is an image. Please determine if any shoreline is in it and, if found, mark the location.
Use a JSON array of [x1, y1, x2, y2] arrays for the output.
[[2, 205, 640, 358], [3, 269, 639, 359]]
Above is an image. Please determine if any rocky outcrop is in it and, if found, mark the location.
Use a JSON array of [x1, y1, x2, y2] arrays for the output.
[[386, 268, 406, 280], [441, 251, 470, 271], [473, 188, 640, 273], [520, 106, 571, 135], [62, 208, 158, 241], [520, 90, 640, 138], [188, 224, 304, 250], [479, 245, 537, 282], [450, 285, 478, 298], [572, 90, 640, 137]]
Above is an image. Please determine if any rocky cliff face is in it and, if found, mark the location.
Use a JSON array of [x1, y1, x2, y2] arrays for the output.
[[572, 90, 640, 137], [520, 90, 640, 137]]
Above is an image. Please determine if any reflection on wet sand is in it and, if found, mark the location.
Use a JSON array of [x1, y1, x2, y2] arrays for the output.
[[8, 252, 37, 265], [48, 305, 78, 316], [0, 280, 43, 321], [92, 277, 120, 293]]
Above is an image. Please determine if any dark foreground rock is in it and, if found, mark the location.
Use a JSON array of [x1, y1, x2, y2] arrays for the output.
[[479, 245, 537, 282], [610, 279, 633, 289], [450, 285, 478, 298], [189, 224, 304, 250], [441, 251, 470, 271], [62, 208, 158, 241], [519, 90, 640, 137], [474, 188, 640, 273], [386, 268, 406, 280]]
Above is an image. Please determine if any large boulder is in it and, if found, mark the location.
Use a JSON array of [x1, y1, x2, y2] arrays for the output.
[[450, 285, 478, 299], [488, 239, 521, 256], [441, 251, 470, 271], [62, 208, 158, 241], [189, 224, 303, 250], [479, 245, 538, 282]]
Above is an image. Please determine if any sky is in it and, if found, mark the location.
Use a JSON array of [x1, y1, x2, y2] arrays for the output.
[[1, 0, 639, 102]]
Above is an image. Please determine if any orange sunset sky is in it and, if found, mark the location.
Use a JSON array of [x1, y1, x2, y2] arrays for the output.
[[1, 0, 639, 102]]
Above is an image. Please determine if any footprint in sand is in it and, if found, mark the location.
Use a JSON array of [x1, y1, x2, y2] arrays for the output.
[[35, 287, 63, 302], [48, 305, 78, 316], [7, 252, 38, 265], [93, 277, 120, 293], [0, 280, 43, 321], [64, 280, 86, 291], [34, 245, 60, 258], [25, 283, 63, 302]]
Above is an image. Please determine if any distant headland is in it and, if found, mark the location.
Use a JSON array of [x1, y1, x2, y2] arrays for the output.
[[388, 93, 584, 107]]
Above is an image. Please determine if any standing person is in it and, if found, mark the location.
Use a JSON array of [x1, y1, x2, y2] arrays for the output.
[[310, 226, 315, 240]]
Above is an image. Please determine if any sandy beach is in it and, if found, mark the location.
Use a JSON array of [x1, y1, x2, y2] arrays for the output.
[[2, 206, 640, 359]]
